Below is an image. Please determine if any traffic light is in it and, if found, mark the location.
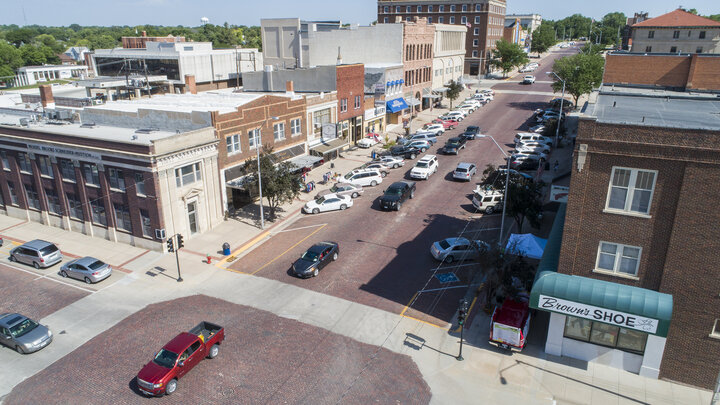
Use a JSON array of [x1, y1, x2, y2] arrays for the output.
[[458, 299, 469, 325], [167, 237, 175, 253], [177, 234, 184, 250]]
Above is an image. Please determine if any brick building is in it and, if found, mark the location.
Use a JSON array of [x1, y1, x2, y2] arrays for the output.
[[604, 52, 720, 91], [377, 0, 507, 75], [121, 31, 186, 49], [630, 8, 720, 54], [529, 85, 720, 389], [400, 17, 435, 112]]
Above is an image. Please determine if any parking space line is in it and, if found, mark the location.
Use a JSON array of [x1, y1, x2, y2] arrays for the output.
[[400, 292, 418, 317], [276, 223, 327, 233], [249, 224, 327, 276], [2, 263, 95, 293], [430, 263, 476, 271], [418, 285, 469, 294], [401, 313, 450, 330]]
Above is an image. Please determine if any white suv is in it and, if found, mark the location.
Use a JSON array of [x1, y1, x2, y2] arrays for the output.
[[419, 124, 444, 136], [410, 155, 438, 180], [343, 169, 383, 187]]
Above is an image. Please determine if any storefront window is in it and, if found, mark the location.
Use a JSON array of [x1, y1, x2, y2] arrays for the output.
[[564, 315, 647, 354], [590, 322, 619, 347], [617, 328, 648, 352], [563, 317, 591, 340]]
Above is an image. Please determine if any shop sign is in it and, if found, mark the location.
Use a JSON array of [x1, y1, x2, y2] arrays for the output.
[[364, 106, 386, 121], [550, 185, 569, 203], [27, 143, 100, 160], [538, 295, 659, 334]]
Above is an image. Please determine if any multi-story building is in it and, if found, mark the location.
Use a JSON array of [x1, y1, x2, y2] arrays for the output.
[[121, 31, 186, 49], [504, 13, 542, 33], [377, 0, 507, 75], [431, 24, 466, 98], [630, 8, 720, 54], [621, 12, 649, 51], [529, 82, 720, 389]]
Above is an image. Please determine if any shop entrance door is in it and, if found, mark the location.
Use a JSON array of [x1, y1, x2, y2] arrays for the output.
[[187, 201, 198, 235]]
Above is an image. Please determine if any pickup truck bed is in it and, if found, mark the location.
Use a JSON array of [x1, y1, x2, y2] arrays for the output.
[[189, 321, 222, 344]]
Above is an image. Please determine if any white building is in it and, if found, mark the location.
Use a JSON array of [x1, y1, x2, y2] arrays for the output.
[[15, 65, 89, 87], [432, 24, 466, 95], [505, 14, 543, 33]]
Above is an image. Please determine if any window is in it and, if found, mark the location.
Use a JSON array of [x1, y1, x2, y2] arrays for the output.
[[248, 128, 260, 149], [82, 163, 100, 186], [472, 50, 478, 57], [564, 316, 647, 354], [17, 153, 32, 173], [383, 17, 388, 23], [672, 30, 679, 39], [383, 6, 388, 13], [38, 156, 53, 177], [45, 188, 61, 215], [25, 183, 40, 210], [417, 5, 422, 12], [66, 193, 83, 220], [461, 16, 467, 24], [114, 203, 132, 232], [175, 162, 202, 187], [475, 4, 481, 11], [428, 5, 433, 12], [595, 241, 642, 277], [699, 31, 706, 39], [438, 5, 444, 12], [395, 6, 400, 13], [0, 151, 9, 170], [90, 200, 107, 226], [606, 167, 656, 215], [354, 95, 361, 109], [449, 16, 455, 24], [645, 46, 652, 52], [405, 5, 410, 13], [226, 134, 241, 154], [695, 46, 703, 53], [712, 319, 720, 339], [8, 182, 18, 205], [428, 17, 432, 24], [108, 168, 125, 190], [438, 16, 444, 23], [474, 28, 479, 35], [462, 4, 467, 11], [340, 98, 348, 113], [474, 16, 480, 24], [134, 172, 146, 196], [140, 209, 152, 237], [670, 46, 677, 53], [59, 158, 75, 181], [450, 5, 455, 12], [273, 122, 285, 141], [473, 39, 479, 47]]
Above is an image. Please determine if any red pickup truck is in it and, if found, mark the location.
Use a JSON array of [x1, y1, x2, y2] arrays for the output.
[[136, 321, 224, 396]]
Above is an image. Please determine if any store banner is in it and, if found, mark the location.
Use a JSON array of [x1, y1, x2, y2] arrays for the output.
[[538, 295, 659, 334]]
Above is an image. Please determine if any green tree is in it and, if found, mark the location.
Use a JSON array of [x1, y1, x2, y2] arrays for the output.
[[5, 27, 38, 47], [550, 52, 604, 107], [19, 44, 47, 66], [530, 23, 556, 55], [89, 35, 118, 50], [445, 79, 463, 108], [554, 14, 592, 40], [505, 181, 543, 233], [489, 39, 529, 77], [240, 146, 301, 221], [0, 42, 23, 76], [708, 14, 720, 22]]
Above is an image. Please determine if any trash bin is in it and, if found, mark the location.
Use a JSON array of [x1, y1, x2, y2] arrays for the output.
[[222, 242, 231, 256]]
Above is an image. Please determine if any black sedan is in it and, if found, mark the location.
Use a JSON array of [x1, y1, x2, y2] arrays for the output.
[[292, 242, 339, 278], [461, 126, 482, 140], [442, 137, 467, 154], [390, 145, 420, 160]]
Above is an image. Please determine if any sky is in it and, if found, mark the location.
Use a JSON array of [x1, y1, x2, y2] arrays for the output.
[[1, 0, 718, 27]]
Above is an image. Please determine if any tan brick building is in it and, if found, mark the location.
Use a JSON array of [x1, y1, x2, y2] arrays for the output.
[[604, 52, 720, 91], [630, 8, 720, 54], [400, 17, 435, 112]]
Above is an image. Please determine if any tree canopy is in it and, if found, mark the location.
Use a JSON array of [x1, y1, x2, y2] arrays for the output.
[[240, 146, 301, 221], [445, 79, 463, 108], [489, 39, 529, 77], [530, 23, 556, 55], [550, 52, 604, 107]]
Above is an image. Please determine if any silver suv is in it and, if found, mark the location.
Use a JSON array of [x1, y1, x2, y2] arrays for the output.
[[9, 240, 62, 269]]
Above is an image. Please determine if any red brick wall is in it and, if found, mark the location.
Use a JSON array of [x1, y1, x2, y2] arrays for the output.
[[604, 53, 720, 91], [336, 64, 365, 122], [688, 56, 720, 90]]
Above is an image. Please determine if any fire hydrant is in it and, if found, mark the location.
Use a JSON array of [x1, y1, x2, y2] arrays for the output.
[[206, 253, 212, 264]]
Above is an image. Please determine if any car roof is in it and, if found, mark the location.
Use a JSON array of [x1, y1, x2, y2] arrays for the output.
[[164, 332, 199, 353], [74, 256, 102, 267], [320, 193, 339, 199], [22, 239, 55, 249], [456, 162, 474, 169], [336, 182, 356, 188], [0, 313, 26, 327], [388, 181, 408, 188], [418, 154, 436, 162], [441, 237, 470, 246], [309, 242, 336, 252], [448, 137, 462, 141]]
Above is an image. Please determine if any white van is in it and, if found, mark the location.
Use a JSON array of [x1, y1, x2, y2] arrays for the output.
[[343, 169, 384, 187]]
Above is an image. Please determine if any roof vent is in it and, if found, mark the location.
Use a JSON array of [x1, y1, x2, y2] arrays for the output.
[[131, 135, 138, 140], [80, 122, 96, 128], [135, 128, 158, 134]]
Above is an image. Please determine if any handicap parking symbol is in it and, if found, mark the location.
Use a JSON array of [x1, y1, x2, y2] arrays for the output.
[[435, 273, 460, 283]]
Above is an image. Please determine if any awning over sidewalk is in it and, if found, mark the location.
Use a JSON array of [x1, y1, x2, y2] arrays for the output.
[[407, 97, 421, 107], [386, 98, 409, 113], [423, 88, 441, 99], [310, 137, 348, 156], [433, 87, 449, 93], [288, 154, 324, 171]]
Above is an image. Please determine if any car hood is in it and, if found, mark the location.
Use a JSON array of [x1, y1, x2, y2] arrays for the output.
[[14, 324, 51, 345], [380, 194, 401, 202], [293, 258, 317, 273], [138, 361, 172, 384]]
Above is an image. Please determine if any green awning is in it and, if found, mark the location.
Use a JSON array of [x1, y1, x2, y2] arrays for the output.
[[529, 204, 673, 337]]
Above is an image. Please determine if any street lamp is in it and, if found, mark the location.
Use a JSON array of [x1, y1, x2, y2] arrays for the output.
[[546, 71, 565, 147], [256, 115, 279, 230], [476, 134, 511, 247]]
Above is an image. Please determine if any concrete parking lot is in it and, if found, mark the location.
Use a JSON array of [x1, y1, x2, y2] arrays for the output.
[[3, 295, 431, 405]]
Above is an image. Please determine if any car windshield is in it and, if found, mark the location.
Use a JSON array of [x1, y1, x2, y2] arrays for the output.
[[343, 172, 353, 180], [153, 349, 179, 369], [386, 187, 403, 196], [87, 260, 106, 270], [9, 318, 38, 338], [301, 250, 320, 262], [456, 168, 467, 173], [40, 245, 58, 254], [416, 162, 428, 168], [314, 197, 326, 204], [438, 240, 451, 250], [447, 141, 460, 146], [330, 185, 339, 193]]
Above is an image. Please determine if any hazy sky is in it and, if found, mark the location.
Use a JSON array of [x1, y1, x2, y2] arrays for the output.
[[1, 0, 717, 27]]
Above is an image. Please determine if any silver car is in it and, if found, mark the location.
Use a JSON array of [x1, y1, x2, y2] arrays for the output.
[[60, 256, 112, 284], [9, 239, 62, 269], [453, 162, 477, 181], [315, 182, 364, 199], [375, 155, 405, 169], [0, 313, 53, 354]]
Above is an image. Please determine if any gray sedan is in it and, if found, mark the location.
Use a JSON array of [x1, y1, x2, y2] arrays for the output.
[[315, 182, 364, 199], [0, 313, 53, 354], [60, 256, 112, 284]]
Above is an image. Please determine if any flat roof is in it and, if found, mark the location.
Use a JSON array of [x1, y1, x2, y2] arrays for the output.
[[587, 86, 720, 131], [88, 92, 269, 114]]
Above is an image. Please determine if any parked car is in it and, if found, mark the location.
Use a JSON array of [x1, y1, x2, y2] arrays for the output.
[[456, 104, 476, 114], [410, 154, 439, 180], [303, 193, 354, 214], [453, 162, 477, 181], [136, 321, 225, 396], [449, 109, 468, 118], [359, 162, 390, 177], [472, 188, 504, 214], [343, 168, 384, 187], [441, 111, 464, 122], [430, 237, 489, 263], [515, 142, 551, 155], [472, 93, 493, 102], [402, 133, 437, 145], [522, 75, 536, 84], [519, 65, 534, 73], [9, 240, 62, 269], [529, 124, 546, 133], [356, 137, 379, 148], [379, 181, 416, 211], [0, 313, 53, 354], [442, 137, 467, 155], [431, 118, 459, 129], [513, 150, 548, 161], [60, 256, 112, 284], [390, 145, 420, 160], [419, 123, 445, 136], [0, 237, 3, 247], [375, 155, 405, 169], [549, 98, 574, 109], [462, 98, 482, 107], [515, 133, 553, 146], [510, 154, 543, 170], [292, 241, 339, 278], [406, 140, 431, 153], [316, 182, 363, 199]]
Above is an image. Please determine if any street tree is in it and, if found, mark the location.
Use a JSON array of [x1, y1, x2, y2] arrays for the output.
[[445, 79, 463, 109], [553, 14, 592, 40], [240, 146, 300, 221], [505, 181, 543, 233], [550, 52, 604, 107], [0, 42, 23, 77], [530, 23, 556, 55], [489, 39, 529, 77]]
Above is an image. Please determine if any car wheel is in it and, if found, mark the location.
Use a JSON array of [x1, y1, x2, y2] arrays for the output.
[[351, 192, 359, 198], [312, 208, 320, 214], [445, 255, 455, 264], [165, 379, 178, 395], [370, 180, 378, 187], [33, 262, 40, 269], [84, 277, 92, 284], [208, 344, 220, 359], [313, 268, 319, 277], [15, 345, 24, 354], [332, 252, 338, 261], [9, 255, 15, 262], [409, 153, 416, 160], [485, 206, 495, 214], [381, 171, 387, 178], [393, 164, 399, 169], [396, 203, 402, 211], [410, 190, 415, 199], [340, 204, 347, 210], [420, 148, 427, 153], [60, 270, 68, 278]]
